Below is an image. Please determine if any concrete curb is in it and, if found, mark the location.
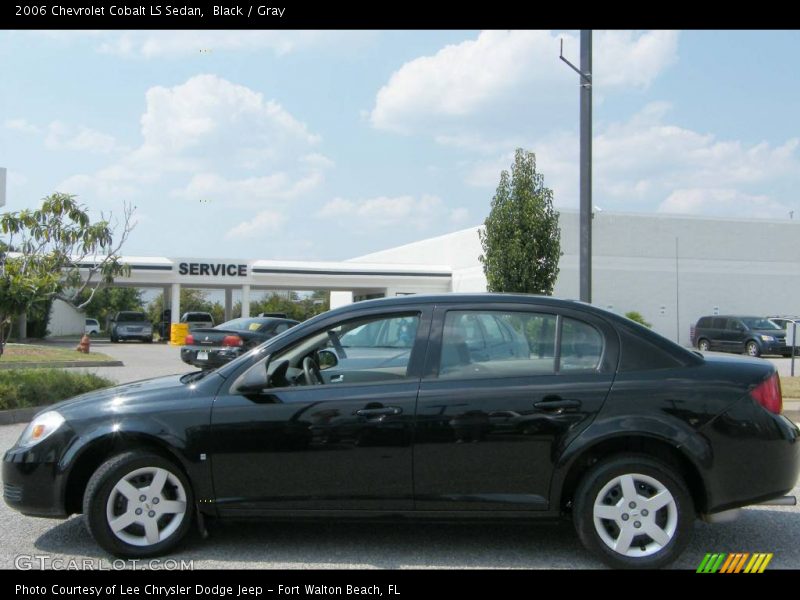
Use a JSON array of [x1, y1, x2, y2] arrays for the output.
[[0, 361, 123, 370], [0, 407, 42, 425]]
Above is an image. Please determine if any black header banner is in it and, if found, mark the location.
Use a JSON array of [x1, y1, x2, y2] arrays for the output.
[[3, 3, 787, 29]]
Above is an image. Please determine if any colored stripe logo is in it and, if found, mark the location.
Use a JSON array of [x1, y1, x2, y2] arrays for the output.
[[697, 553, 773, 573]]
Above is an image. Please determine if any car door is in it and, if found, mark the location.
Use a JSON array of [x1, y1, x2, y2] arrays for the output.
[[209, 306, 431, 514], [413, 302, 618, 512], [723, 318, 747, 351]]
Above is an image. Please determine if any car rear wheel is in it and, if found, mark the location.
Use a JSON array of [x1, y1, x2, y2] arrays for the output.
[[697, 339, 710, 351], [83, 451, 193, 557], [745, 341, 761, 357], [573, 455, 694, 569]]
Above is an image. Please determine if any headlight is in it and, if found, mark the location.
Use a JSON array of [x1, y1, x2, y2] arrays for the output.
[[17, 411, 65, 448], [760, 335, 775, 342]]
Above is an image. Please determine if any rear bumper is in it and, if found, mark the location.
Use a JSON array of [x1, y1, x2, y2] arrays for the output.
[[701, 401, 800, 514], [181, 345, 242, 369]]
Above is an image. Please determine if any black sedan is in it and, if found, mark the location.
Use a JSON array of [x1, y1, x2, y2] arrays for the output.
[[3, 294, 798, 568], [180, 316, 298, 369]]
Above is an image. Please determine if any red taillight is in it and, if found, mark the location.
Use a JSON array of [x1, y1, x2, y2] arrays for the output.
[[751, 373, 783, 415], [184, 334, 194, 346], [222, 335, 243, 347]]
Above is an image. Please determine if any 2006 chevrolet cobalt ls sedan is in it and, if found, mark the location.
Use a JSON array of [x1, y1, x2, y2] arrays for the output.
[[4, 294, 798, 568]]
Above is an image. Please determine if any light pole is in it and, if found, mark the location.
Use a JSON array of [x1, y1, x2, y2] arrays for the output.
[[561, 32, 593, 303]]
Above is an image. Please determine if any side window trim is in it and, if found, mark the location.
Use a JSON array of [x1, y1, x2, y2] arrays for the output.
[[554, 314, 563, 372]]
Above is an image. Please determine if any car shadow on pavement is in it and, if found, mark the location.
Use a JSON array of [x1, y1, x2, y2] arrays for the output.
[[33, 508, 800, 569]]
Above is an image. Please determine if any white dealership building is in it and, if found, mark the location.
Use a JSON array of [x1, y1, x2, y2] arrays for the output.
[[49, 209, 799, 346]]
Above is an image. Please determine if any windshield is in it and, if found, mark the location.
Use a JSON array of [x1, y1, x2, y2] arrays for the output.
[[185, 313, 212, 322], [217, 318, 269, 332], [741, 318, 781, 330], [117, 312, 145, 322]]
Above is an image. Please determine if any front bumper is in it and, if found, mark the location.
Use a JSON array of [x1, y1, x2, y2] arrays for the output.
[[759, 339, 790, 355], [180, 345, 243, 369], [3, 444, 69, 518]]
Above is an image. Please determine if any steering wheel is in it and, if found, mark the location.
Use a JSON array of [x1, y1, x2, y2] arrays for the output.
[[302, 356, 324, 385]]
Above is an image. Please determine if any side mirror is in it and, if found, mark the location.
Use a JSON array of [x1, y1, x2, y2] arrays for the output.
[[318, 349, 339, 370]]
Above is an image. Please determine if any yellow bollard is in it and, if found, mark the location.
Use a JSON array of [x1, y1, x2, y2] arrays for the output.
[[170, 323, 190, 346]]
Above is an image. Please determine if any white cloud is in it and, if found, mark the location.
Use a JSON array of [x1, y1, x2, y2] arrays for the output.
[[173, 171, 324, 205], [317, 194, 468, 230], [225, 210, 288, 240], [463, 103, 800, 219], [4, 118, 40, 134], [34, 30, 375, 59], [57, 75, 325, 205], [370, 30, 679, 135], [594, 30, 679, 89], [45, 121, 118, 154], [658, 189, 790, 219], [136, 74, 319, 167]]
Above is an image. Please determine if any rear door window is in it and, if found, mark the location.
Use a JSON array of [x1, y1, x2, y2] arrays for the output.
[[439, 310, 556, 379], [560, 318, 603, 371]]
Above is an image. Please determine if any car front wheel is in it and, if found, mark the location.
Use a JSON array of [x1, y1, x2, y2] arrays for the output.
[[83, 451, 194, 557], [573, 455, 694, 569], [745, 341, 761, 357]]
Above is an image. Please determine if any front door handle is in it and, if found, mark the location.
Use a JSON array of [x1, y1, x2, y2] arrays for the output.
[[533, 398, 582, 413], [355, 407, 403, 417]]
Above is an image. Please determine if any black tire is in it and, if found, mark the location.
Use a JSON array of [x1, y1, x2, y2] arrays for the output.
[[573, 454, 695, 569], [83, 451, 194, 558], [745, 340, 761, 357], [697, 339, 710, 352], [145, 337, 153, 344], [110, 334, 118, 343]]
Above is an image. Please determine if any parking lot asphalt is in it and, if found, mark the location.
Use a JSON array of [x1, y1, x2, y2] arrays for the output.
[[1, 343, 799, 569], [55, 339, 195, 385]]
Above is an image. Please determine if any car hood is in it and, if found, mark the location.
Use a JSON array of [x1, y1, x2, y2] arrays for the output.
[[752, 329, 785, 337], [41, 373, 202, 419]]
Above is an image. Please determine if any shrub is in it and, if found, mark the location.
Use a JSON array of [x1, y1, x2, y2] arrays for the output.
[[0, 369, 114, 410], [625, 311, 652, 329]]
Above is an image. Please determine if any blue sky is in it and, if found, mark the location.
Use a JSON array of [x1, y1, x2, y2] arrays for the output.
[[2, 30, 799, 261]]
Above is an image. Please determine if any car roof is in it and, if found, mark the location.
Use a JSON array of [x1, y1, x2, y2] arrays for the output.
[[326, 293, 611, 319], [225, 316, 298, 325], [699, 315, 763, 320]]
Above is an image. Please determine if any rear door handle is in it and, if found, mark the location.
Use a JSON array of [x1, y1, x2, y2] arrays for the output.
[[355, 407, 403, 417], [533, 398, 582, 412]]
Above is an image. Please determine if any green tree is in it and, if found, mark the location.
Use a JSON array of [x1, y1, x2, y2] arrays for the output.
[[249, 291, 330, 322], [79, 287, 145, 330], [146, 289, 225, 327], [0, 193, 134, 357], [625, 311, 652, 329], [478, 148, 561, 295]]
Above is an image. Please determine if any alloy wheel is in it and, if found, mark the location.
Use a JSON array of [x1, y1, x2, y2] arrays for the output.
[[105, 466, 187, 547], [592, 473, 678, 558]]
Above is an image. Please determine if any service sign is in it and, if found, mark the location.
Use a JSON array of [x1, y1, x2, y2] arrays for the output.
[[178, 262, 247, 277]]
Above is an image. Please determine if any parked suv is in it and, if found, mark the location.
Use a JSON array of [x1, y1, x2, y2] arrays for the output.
[[109, 311, 153, 343], [692, 315, 790, 357], [181, 312, 214, 331]]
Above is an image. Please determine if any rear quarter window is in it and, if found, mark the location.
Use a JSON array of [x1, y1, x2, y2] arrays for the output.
[[617, 324, 689, 371], [696, 317, 711, 328]]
